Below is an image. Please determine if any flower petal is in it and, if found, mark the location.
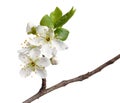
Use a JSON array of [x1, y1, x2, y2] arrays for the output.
[[18, 48, 30, 54], [35, 68, 47, 78], [19, 68, 31, 77], [47, 28, 54, 39], [36, 57, 50, 67], [52, 39, 68, 50], [26, 23, 35, 33], [36, 25, 48, 37], [29, 48, 41, 60], [29, 37, 44, 46], [52, 47, 57, 56], [19, 53, 31, 64], [40, 44, 54, 58]]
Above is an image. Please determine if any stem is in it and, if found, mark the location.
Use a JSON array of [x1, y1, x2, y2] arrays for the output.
[[40, 79, 46, 91], [23, 78, 46, 103], [23, 54, 120, 103]]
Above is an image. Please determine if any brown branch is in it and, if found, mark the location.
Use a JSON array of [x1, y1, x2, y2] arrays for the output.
[[23, 79, 46, 103], [40, 79, 46, 90], [23, 54, 120, 103]]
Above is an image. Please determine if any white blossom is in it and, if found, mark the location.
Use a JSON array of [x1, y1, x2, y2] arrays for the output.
[[19, 53, 50, 78], [19, 24, 68, 78], [18, 39, 41, 58], [36, 26, 67, 50]]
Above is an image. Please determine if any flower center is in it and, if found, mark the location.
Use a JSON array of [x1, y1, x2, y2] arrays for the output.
[[31, 62, 35, 67], [46, 35, 50, 42]]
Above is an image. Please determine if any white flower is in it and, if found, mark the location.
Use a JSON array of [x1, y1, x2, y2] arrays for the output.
[[25, 25, 68, 58], [18, 39, 41, 58], [18, 38, 56, 59], [27, 26, 67, 58], [19, 53, 50, 78]]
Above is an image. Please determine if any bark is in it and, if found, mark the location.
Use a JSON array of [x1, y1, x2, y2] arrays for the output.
[[23, 54, 120, 103], [23, 79, 46, 103]]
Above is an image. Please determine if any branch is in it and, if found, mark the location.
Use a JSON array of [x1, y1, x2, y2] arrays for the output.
[[23, 79, 46, 103], [40, 79, 46, 90], [23, 54, 120, 103]]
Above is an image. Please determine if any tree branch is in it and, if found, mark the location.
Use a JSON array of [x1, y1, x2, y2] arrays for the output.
[[23, 79, 46, 103], [40, 79, 46, 91], [23, 54, 120, 103]]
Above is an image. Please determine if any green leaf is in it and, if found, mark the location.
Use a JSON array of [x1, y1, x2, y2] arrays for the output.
[[50, 7, 62, 25], [54, 7, 76, 28], [27, 27, 37, 35], [54, 28, 69, 41], [40, 15, 54, 28]]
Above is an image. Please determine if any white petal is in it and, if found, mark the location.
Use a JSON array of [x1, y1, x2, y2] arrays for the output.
[[29, 48, 41, 60], [36, 25, 48, 37], [52, 47, 57, 56], [29, 37, 44, 46], [36, 57, 50, 67], [26, 23, 35, 33], [19, 53, 31, 64], [19, 68, 31, 77], [35, 68, 47, 78], [18, 48, 30, 54], [52, 39, 68, 50], [47, 28, 54, 39], [40, 44, 53, 58]]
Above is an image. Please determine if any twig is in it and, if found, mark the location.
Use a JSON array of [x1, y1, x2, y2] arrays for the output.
[[40, 79, 46, 90], [23, 79, 46, 103], [23, 54, 120, 103]]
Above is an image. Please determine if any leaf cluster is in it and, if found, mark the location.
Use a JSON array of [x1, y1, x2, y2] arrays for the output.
[[40, 7, 76, 41]]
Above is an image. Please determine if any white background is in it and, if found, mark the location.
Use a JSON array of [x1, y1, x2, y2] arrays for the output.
[[0, 0, 120, 103]]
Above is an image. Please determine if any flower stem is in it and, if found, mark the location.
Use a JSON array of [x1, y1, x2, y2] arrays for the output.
[[40, 78, 46, 91], [23, 78, 47, 103]]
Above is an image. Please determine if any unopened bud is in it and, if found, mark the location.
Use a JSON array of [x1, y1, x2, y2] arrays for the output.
[[50, 56, 58, 65]]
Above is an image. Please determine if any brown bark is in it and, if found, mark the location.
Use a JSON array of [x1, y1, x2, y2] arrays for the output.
[[23, 54, 120, 103], [23, 79, 46, 103]]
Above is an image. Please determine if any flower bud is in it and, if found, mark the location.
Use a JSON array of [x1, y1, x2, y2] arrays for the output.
[[50, 56, 58, 65]]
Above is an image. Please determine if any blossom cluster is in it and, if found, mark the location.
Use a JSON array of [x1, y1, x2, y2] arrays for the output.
[[18, 23, 67, 78], [18, 7, 75, 78]]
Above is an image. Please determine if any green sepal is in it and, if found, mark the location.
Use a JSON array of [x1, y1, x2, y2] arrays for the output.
[[40, 15, 54, 28], [54, 28, 69, 41], [54, 7, 76, 28], [27, 27, 37, 35], [50, 7, 62, 25]]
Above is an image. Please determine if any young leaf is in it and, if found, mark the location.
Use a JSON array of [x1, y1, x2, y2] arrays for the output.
[[40, 15, 54, 28], [54, 28, 69, 41], [50, 7, 62, 25], [54, 7, 76, 28]]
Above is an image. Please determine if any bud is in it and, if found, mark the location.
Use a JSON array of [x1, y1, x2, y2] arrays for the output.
[[26, 23, 36, 35], [50, 56, 58, 65]]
